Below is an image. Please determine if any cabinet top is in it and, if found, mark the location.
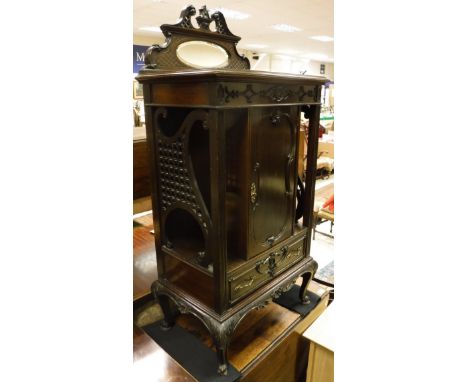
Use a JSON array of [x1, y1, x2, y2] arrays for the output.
[[136, 68, 328, 86]]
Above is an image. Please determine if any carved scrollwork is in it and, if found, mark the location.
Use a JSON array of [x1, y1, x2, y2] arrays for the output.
[[255, 242, 304, 277], [141, 5, 249, 71], [271, 279, 297, 299], [270, 110, 282, 125], [259, 86, 292, 102], [219, 84, 319, 104], [164, 5, 239, 38], [234, 276, 255, 291]]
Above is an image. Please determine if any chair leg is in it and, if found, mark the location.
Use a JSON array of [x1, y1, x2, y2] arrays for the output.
[[312, 214, 317, 240], [330, 221, 334, 233]]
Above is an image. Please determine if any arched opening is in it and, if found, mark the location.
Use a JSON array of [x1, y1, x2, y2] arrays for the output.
[[165, 208, 206, 257]]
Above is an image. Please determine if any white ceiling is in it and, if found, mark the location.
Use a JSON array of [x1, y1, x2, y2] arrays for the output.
[[133, 0, 334, 62]]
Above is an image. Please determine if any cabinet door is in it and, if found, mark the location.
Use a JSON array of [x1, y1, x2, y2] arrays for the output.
[[248, 107, 298, 258]]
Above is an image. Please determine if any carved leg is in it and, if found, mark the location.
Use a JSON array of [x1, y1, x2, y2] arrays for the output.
[[151, 282, 177, 331], [299, 271, 313, 305], [204, 317, 239, 376], [215, 337, 228, 376], [158, 294, 177, 330]]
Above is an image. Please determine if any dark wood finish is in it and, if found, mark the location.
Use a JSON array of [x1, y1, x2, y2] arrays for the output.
[[143, 5, 250, 71], [135, 5, 327, 375]]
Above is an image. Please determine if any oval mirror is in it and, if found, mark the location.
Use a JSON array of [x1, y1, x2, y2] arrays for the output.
[[176, 41, 229, 69]]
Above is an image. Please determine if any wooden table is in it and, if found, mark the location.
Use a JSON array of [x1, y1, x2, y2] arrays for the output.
[[134, 213, 331, 381], [303, 303, 334, 382], [134, 325, 197, 382]]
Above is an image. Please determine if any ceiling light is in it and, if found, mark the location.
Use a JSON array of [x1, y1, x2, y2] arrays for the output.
[[272, 24, 301, 32], [277, 49, 299, 55], [138, 26, 162, 33], [304, 53, 329, 61], [209, 8, 250, 20], [309, 36, 334, 42], [245, 44, 268, 49]]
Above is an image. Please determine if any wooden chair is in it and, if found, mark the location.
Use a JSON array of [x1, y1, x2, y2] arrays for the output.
[[312, 208, 334, 240]]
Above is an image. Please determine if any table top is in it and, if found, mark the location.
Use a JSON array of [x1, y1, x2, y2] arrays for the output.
[[133, 213, 157, 301], [133, 325, 197, 382], [302, 303, 334, 352]]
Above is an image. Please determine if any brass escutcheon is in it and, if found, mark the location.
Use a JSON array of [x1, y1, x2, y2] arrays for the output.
[[250, 182, 257, 204]]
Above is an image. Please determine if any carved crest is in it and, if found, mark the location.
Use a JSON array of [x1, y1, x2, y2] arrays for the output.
[[141, 5, 250, 71]]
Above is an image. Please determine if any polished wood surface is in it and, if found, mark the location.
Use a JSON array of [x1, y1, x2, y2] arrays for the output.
[[133, 223, 156, 301], [175, 302, 299, 370], [306, 343, 334, 382], [303, 303, 334, 382], [133, 325, 197, 382]]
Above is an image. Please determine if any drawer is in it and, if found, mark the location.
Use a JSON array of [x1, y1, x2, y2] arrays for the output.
[[228, 235, 306, 303]]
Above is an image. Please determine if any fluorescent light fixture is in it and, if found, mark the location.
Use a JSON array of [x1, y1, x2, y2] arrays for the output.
[[309, 35, 334, 42], [272, 24, 301, 32], [209, 8, 250, 20], [304, 53, 329, 61], [277, 49, 299, 55], [245, 43, 268, 49], [138, 26, 162, 33]]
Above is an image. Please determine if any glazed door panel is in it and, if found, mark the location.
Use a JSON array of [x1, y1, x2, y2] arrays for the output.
[[248, 107, 297, 258]]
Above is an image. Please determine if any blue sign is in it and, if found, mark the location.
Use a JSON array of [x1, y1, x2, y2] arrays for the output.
[[134, 45, 149, 74]]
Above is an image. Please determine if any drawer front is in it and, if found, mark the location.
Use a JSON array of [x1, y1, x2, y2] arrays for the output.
[[229, 235, 306, 303]]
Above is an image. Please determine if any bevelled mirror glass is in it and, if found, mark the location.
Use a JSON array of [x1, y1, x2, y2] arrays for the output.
[[176, 41, 229, 69]]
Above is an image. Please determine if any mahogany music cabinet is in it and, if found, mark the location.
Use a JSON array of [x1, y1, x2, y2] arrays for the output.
[[136, 5, 327, 375]]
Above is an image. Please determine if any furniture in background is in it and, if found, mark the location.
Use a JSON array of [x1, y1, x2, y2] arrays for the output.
[[316, 140, 334, 179], [313, 209, 334, 240], [133, 138, 152, 214], [313, 193, 334, 240], [303, 303, 334, 382], [136, 5, 327, 375]]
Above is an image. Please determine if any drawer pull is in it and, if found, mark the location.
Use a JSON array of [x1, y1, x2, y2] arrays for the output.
[[255, 244, 303, 276], [234, 276, 255, 291]]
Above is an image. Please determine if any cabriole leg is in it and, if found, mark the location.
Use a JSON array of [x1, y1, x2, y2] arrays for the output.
[[157, 294, 176, 331], [299, 271, 313, 305]]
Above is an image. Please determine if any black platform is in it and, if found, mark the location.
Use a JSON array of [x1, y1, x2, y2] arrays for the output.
[[142, 286, 321, 381], [143, 321, 242, 382], [273, 285, 321, 316]]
